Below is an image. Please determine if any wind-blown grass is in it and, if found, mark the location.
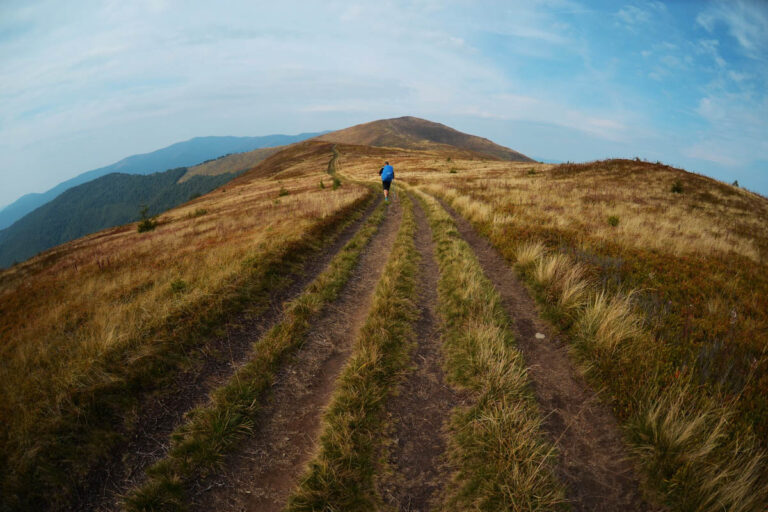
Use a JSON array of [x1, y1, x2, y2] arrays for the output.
[[442, 195, 768, 511]]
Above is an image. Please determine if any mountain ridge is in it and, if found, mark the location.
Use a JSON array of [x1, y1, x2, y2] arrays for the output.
[[0, 132, 323, 230]]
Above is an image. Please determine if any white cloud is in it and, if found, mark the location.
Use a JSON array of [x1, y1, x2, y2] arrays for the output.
[[696, 0, 768, 57]]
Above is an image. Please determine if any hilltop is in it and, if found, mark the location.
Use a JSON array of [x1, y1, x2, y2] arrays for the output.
[[315, 116, 535, 162], [1, 118, 766, 512]]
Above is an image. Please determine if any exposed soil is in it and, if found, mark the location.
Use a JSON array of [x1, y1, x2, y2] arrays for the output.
[[190, 199, 404, 512], [377, 199, 466, 511], [76, 196, 380, 512], [441, 201, 656, 512]]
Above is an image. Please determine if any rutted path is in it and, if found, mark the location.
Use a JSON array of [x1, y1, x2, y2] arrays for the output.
[[191, 200, 404, 512], [377, 199, 465, 511], [440, 199, 653, 511], [82, 195, 380, 512]]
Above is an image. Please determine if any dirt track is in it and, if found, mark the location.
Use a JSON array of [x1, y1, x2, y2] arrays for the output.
[[79, 196, 380, 512], [442, 200, 654, 511], [376, 199, 466, 511], [190, 200, 403, 512]]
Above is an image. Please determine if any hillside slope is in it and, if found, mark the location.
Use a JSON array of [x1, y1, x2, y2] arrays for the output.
[[315, 116, 534, 162], [0, 168, 238, 268], [179, 145, 285, 182], [0, 133, 322, 230]]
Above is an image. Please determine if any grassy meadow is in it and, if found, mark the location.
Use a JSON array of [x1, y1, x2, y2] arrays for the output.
[[0, 142, 369, 508], [339, 147, 768, 509]]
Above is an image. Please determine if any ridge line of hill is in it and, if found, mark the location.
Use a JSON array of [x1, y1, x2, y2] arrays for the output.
[[0, 132, 324, 230]]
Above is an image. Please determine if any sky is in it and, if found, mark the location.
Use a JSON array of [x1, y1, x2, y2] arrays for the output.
[[1, 0, 767, 207]]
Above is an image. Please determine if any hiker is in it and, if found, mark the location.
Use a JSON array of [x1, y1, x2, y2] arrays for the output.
[[379, 161, 394, 202]]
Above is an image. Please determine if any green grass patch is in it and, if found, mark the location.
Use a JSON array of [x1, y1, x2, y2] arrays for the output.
[[416, 190, 565, 511], [286, 194, 419, 511], [123, 200, 387, 511]]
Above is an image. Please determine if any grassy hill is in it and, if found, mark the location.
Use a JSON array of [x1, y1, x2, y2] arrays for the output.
[[1, 120, 766, 511], [0, 168, 240, 269], [178, 146, 285, 182], [315, 116, 535, 162]]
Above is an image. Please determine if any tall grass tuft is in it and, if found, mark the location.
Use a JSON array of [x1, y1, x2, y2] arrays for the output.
[[575, 290, 643, 355], [629, 386, 768, 512]]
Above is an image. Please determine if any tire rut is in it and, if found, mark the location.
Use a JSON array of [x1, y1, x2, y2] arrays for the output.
[[190, 200, 404, 512], [440, 199, 654, 512], [377, 199, 466, 511], [80, 195, 380, 512]]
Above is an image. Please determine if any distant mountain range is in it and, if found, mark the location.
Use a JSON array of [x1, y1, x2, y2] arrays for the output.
[[0, 133, 322, 230]]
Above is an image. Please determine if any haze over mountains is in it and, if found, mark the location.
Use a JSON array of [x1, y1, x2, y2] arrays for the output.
[[0, 133, 323, 230], [0, 117, 533, 269]]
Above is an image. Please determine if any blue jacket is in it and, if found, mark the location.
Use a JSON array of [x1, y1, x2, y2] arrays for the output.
[[380, 164, 394, 181]]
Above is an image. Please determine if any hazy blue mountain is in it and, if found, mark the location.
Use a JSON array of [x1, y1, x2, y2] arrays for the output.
[[0, 133, 322, 229], [0, 168, 239, 268]]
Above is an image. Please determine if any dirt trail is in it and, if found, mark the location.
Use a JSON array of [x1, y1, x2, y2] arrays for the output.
[[79, 196, 380, 512], [441, 201, 654, 511], [377, 199, 466, 511], [191, 200, 404, 512]]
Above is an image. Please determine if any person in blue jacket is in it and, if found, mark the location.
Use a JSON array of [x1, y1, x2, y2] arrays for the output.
[[378, 161, 394, 202]]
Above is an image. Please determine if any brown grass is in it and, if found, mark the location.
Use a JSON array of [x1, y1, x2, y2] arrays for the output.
[[338, 150, 768, 510], [0, 142, 368, 509]]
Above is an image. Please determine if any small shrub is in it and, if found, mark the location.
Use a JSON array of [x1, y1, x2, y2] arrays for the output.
[[137, 205, 157, 233], [319, 180, 325, 189], [278, 187, 290, 197], [446, 156, 452, 162], [449, 167, 458, 174], [332, 177, 341, 190], [170, 279, 187, 294], [608, 215, 620, 227], [189, 208, 207, 218], [732, 180, 739, 187], [527, 168, 537, 175], [671, 180, 683, 194]]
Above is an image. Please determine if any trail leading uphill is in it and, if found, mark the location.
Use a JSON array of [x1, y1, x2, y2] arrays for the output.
[[190, 202, 403, 511]]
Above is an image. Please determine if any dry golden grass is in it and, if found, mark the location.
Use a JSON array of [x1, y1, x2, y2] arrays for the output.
[[0, 143, 368, 507], [337, 147, 768, 509], [179, 146, 284, 182]]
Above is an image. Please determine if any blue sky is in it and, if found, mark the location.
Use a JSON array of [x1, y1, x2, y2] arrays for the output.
[[1, 0, 766, 207]]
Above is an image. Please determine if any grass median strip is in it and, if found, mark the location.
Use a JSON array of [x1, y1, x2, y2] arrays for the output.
[[416, 189, 566, 511], [123, 200, 386, 511], [286, 193, 419, 512]]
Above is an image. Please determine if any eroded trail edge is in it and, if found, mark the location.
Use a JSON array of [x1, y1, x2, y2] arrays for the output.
[[377, 199, 464, 511], [191, 201, 404, 512], [440, 199, 651, 511]]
